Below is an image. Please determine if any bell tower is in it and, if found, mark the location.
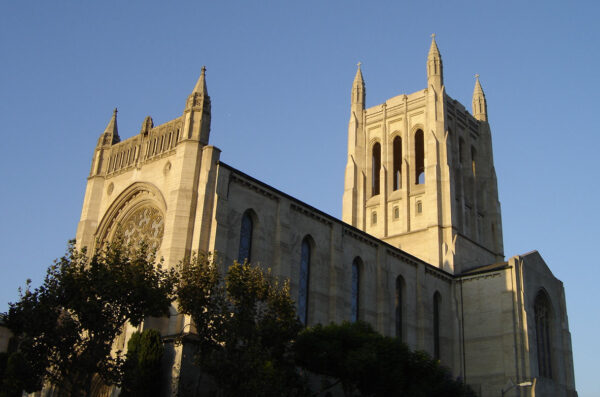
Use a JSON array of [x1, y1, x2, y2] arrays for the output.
[[342, 37, 503, 273]]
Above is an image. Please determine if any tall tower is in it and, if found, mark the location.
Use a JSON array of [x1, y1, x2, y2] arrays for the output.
[[342, 37, 503, 273]]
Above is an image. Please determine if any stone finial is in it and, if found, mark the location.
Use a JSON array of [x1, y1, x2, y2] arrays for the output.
[[140, 115, 154, 135]]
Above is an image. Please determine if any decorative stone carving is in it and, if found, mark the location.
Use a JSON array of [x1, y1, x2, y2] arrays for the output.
[[120, 205, 164, 250]]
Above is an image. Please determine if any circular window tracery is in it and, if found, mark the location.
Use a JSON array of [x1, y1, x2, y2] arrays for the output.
[[120, 205, 164, 251]]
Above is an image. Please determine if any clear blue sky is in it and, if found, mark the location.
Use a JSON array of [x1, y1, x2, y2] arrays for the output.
[[1, 1, 597, 395]]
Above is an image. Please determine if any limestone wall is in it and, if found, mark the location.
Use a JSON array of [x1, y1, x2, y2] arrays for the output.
[[208, 163, 457, 364]]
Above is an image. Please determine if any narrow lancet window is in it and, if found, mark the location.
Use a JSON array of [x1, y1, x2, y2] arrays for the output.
[[372, 142, 381, 196], [535, 291, 553, 378], [393, 136, 402, 190], [351, 258, 361, 322], [433, 291, 441, 360], [238, 210, 253, 263], [415, 130, 425, 184], [395, 276, 404, 339], [298, 237, 311, 325], [471, 146, 477, 178]]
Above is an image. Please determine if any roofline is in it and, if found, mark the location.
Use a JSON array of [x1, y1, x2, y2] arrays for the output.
[[457, 262, 510, 278], [218, 161, 455, 279]]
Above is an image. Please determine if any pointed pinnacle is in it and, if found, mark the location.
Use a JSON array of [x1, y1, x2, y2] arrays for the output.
[[98, 107, 120, 145], [354, 62, 364, 85], [473, 74, 484, 95], [104, 107, 118, 135], [428, 34, 441, 58], [193, 66, 208, 95]]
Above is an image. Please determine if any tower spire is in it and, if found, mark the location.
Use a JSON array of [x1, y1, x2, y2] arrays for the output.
[[193, 66, 208, 96], [97, 108, 120, 146], [183, 66, 212, 144], [427, 34, 443, 87], [351, 62, 365, 109], [472, 74, 488, 122]]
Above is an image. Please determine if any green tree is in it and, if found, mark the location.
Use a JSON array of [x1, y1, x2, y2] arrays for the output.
[[121, 329, 164, 397], [176, 257, 308, 397], [5, 238, 176, 397], [0, 351, 39, 397], [295, 321, 476, 397]]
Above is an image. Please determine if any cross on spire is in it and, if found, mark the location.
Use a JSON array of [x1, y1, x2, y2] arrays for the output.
[[431, 33, 436, 39]]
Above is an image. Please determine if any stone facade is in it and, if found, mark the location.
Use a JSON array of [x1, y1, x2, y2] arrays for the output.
[[74, 38, 577, 396]]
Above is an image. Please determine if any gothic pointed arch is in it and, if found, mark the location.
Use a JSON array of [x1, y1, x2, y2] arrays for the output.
[[433, 291, 441, 360], [94, 182, 167, 252], [298, 235, 314, 325], [414, 129, 425, 184], [238, 209, 257, 263], [392, 135, 402, 190], [395, 275, 406, 339], [471, 145, 477, 178], [372, 142, 381, 196], [351, 257, 363, 322]]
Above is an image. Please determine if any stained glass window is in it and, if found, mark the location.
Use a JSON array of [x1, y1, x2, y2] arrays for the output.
[[433, 292, 441, 360], [238, 210, 253, 263], [351, 258, 360, 322], [395, 276, 404, 339], [298, 238, 311, 325]]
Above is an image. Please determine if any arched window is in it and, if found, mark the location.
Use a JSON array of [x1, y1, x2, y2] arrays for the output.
[[298, 237, 311, 325], [393, 136, 402, 190], [238, 210, 254, 263], [433, 291, 441, 360], [372, 142, 381, 196], [471, 146, 477, 178], [535, 291, 553, 378], [395, 275, 405, 339], [351, 258, 361, 322], [415, 130, 425, 184]]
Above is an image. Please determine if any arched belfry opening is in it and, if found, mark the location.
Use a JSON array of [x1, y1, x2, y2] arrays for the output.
[[415, 130, 424, 184], [372, 142, 381, 196], [393, 136, 402, 190]]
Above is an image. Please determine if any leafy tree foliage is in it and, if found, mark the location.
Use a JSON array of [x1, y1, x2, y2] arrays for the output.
[[0, 351, 39, 397], [294, 321, 476, 397], [177, 258, 308, 397], [121, 329, 164, 397], [5, 239, 176, 397]]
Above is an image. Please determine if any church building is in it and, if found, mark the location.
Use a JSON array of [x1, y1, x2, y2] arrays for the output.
[[76, 37, 577, 396]]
